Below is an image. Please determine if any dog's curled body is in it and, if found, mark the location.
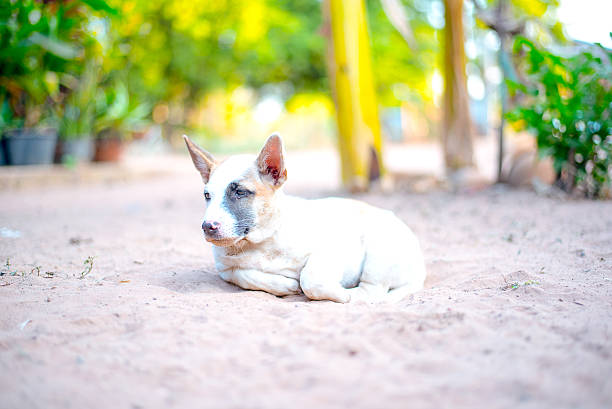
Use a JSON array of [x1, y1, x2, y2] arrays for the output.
[[215, 194, 425, 303], [184, 133, 426, 303]]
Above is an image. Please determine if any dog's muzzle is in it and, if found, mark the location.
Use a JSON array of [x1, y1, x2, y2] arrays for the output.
[[202, 220, 221, 236]]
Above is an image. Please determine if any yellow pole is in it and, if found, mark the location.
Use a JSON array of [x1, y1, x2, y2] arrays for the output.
[[325, 0, 384, 192]]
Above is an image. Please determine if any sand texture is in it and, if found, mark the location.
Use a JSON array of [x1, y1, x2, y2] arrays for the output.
[[1, 154, 611, 409]]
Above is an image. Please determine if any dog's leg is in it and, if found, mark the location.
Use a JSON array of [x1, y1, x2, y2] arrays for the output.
[[347, 282, 422, 303], [384, 283, 422, 303], [300, 280, 350, 303], [345, 281, 388, 303], [220, 269, 300, 296], [299, 255, 351, 303]]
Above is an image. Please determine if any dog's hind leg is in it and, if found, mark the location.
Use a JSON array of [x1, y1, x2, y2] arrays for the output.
[[301, 282, 351, 303], [346, 281, 422, 303], [345, 282, 388, 303], [384, 282, 423, 303], [299, 255, 351, 303]]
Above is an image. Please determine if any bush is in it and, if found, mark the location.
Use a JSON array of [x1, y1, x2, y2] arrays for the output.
[[0, 0, 117, 131], [507, 37, 612, 198]]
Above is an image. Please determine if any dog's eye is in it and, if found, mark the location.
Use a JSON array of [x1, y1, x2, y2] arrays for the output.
[[204, 192, 211, 200], [235, 189, 249, 198]]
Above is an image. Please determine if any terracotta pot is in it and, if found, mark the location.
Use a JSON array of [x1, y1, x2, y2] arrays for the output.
[[94, 137, 124, 162], [131, 128, 148, 140]]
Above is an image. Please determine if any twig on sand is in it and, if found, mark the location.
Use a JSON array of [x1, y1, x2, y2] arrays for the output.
[[19, 319, 31, 330], [79, 256, 95, 279]]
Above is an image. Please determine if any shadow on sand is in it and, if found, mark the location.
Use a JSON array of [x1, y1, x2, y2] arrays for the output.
[[156, 267, 242, 294]]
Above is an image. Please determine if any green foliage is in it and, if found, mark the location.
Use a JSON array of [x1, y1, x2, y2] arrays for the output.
[[112, 0, 328, 106], [112, 0, 443, 121], [507, 37, 612, 198], [0, 0, 586, 152], [94, 76, 150, 137], [60, 60, 99, 139], [366, 0, 440, 106], [0, 0, 116, 131], [0, 0, 463, 141]]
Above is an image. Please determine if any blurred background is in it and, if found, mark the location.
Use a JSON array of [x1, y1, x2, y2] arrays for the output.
[[0, 0, 610, 196]]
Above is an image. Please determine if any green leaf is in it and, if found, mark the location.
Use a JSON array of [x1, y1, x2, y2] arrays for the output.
[[80, 0, 119, 16], [506, 79, 528, 95], [28, 32, 79, 60]]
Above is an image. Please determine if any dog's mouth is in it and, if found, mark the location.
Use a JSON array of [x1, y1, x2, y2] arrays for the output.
[[205, 236, 245, 247]]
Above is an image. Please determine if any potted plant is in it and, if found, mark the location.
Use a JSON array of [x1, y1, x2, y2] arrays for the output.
[[93, 77, 149, 162], [0, 0, 76, 165], [0, 0, 117, 166], [56, 61, 98, 164], [0, 78, 59, 166], [0, 67, 62, 165]]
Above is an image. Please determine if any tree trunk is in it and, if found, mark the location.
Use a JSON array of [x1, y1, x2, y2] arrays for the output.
[[442, 0, 474, 171], [323, 0, 384, 192]]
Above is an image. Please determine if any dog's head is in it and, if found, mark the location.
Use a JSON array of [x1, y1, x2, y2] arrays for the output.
[[184, 133, 287, 247]]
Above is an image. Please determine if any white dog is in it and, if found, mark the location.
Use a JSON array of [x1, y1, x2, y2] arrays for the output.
[[184, 133, 426, 303]]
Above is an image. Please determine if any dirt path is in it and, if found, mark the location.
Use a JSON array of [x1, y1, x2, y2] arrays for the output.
[[1, 156, 611, 409]]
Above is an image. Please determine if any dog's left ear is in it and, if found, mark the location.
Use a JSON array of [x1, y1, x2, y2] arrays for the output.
[[183, 135, 217, 183], [256, 133, 287, 187]]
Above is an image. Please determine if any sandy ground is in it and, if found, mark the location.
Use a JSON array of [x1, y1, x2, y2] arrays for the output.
[[1, 150, 611, 409]]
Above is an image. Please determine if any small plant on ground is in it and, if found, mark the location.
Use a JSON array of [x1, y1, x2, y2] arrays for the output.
[[501, 278, 540, 291], [0, 257, 94, 279], [79, 256, 95, 279], [507, 36, 612, 198], [1, 258, 18, 276]]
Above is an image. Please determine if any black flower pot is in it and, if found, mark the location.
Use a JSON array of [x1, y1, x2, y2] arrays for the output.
[[0, 140, 5, 166], [57, 137, 94, 163], [3, 128, 58, 166]]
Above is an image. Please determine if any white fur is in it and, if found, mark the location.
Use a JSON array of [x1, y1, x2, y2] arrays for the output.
[[205, 155, 427, 303], [203, 155, 255, 240]]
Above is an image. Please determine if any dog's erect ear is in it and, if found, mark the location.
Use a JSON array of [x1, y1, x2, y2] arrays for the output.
[[256, 133, 287, 187], [183, 135, 216, 183]]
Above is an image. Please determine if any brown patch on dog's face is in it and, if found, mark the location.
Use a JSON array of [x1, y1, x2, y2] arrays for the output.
[[253, 176, 275, 204], [250, 134, 288, 223], [237, 166, 279, 232], [206, 237, 245, 247]]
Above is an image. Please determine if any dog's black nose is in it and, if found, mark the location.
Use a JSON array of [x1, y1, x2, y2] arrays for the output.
[[202, 221, 221, 234]]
